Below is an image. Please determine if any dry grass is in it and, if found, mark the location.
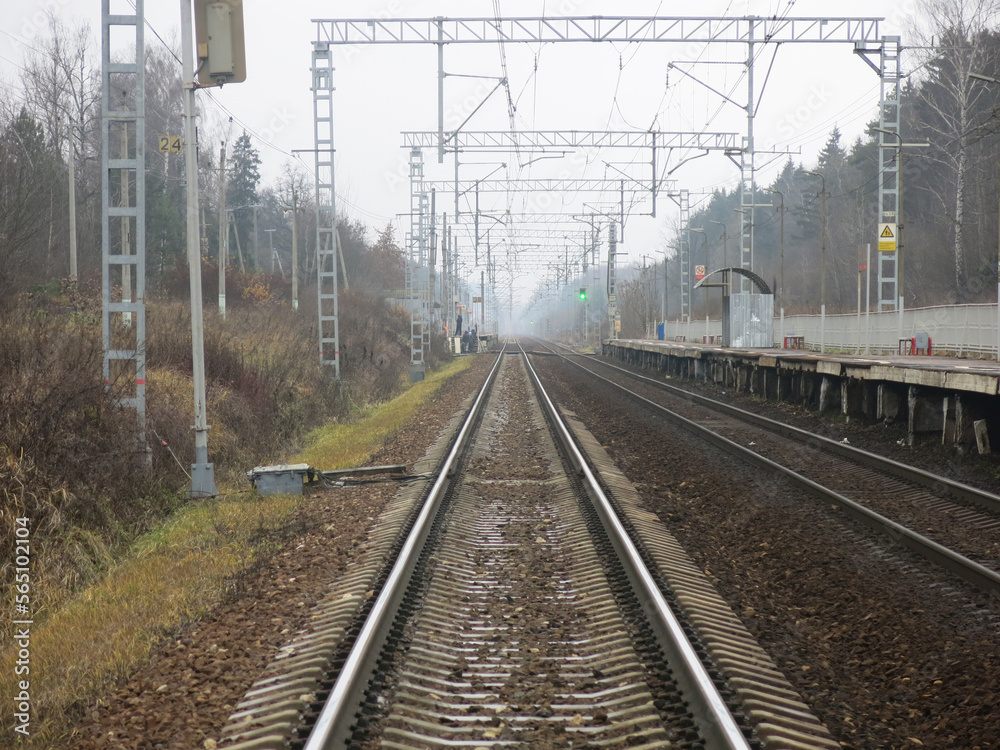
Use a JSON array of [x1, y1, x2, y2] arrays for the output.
[[297, 356, 473, 470], [0, 492, 298, 746], [0, 353, 471, 747]]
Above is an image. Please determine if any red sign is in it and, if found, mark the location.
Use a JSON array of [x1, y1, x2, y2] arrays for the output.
[[695, 265, 706, 280], [859, 264, 868, 271]]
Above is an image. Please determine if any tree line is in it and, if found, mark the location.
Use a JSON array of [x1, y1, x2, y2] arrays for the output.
[[0, 14, 403, 307], [664, 0, 1000, 318]]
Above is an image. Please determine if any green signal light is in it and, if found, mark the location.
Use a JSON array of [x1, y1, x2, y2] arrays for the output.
[[578, 287, 587, 300]]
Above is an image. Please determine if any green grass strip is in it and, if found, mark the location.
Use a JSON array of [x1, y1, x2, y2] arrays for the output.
[[297, 356, 472, 470]]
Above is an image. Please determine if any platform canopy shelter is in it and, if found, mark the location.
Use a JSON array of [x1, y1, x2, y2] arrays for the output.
[[695, 268, 774, 348]]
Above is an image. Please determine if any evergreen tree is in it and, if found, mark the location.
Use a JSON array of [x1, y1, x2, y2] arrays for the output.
[[0, 108, 60, 285], [817, 126, 846, 178], [227, 132, 261, 269]]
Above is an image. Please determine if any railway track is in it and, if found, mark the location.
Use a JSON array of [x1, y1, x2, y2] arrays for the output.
[[529, 340, 1000, 597], [219, 342, 838, 750]]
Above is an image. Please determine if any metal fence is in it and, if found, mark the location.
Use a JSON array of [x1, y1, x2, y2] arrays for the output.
[[650, 303, 999, 357]]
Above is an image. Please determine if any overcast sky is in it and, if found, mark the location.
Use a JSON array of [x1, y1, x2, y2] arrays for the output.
[[2, 0, 918, 298]]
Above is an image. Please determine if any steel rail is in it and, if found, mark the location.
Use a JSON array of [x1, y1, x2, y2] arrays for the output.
[[302, 344, 507, 750], [519, 342, 753, 750], [553, 342, 1000, 515], [537, 342, 1000, 596]]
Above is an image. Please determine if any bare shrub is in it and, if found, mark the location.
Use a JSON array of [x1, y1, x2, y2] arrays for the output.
[[337, 289, 410, 407], [0, 302, 168, 617], [146, 302, 340, 478]]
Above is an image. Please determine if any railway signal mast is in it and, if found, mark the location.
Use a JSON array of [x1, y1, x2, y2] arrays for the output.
[[177, 0, 246, 497]]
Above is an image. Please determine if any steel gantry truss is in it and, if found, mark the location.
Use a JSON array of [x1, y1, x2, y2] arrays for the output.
[[407, 128, 737, 220], [856, 35, 903, 310], [671, 190, 692, 322], [421, 178, 673, 194], [101, 0, 146, 446], [314, 16, 881, 45], [311, 43, 341, 379], [313, 13, 898, 356], [402, 130, 740, 152], [452, 211, 622, 225], [878, 38, 902, 310], [408, 148, 431, 381]]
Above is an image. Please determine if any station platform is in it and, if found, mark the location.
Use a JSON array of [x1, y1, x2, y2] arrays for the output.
[[601, 338, 1000, 451]]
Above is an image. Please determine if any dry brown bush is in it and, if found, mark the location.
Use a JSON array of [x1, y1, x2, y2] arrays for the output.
[[0, 303, 167, 618], [0, 272, 444, 619], [337, 289, 411, 406]]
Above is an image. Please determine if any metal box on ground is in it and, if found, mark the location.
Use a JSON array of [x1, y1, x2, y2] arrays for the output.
[[247, 463, 313, 495]]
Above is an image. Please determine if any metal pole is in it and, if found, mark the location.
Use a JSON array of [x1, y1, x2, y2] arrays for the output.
[[266, 228, 277, 274], [253, 204, 260, 270], [218, 143, 227, 318], [182, 0, 215, 497], [821, 181, 827, 352], [230, 208, 245, 271], [442, 213, 449, 332], [805, 171, 827, 351], [68, 129, 78, 281], [608, 222, 618, 339], [857, 247, 863, 354], [898, 294, 904, 352], [780, 198, 785, 308], [430, 189, 437, 330], [898, 147, 904, 301], [818, 178, 827, 313], [291, 190, 299, 311], [437, 17, 445, 164], [866, 243, 872, 354], [767, 188, 785, 309], [739, 18, 756, 293], [660, 257, 666, 321]]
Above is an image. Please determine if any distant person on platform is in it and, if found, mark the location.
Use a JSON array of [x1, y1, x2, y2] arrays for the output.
[[456, 314, 463, 337]]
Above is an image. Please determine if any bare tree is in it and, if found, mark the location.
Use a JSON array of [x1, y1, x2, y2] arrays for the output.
[[908, 0, 1000, 300], [21, 14, 100, 279]]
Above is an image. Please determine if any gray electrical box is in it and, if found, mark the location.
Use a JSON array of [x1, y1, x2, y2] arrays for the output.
[[247, 464, 313, 495], [195, 0, 246, 86]]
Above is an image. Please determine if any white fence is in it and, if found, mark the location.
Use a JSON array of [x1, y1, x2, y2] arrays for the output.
[[649, 303, 1000, 357]]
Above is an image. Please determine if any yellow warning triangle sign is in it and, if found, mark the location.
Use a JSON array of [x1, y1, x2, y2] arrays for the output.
[[880, 225, 895, 238]]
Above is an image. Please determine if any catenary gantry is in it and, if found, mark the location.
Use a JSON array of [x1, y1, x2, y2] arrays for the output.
[[313, 16, 881, 45], [311, 14, 900, 374]]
